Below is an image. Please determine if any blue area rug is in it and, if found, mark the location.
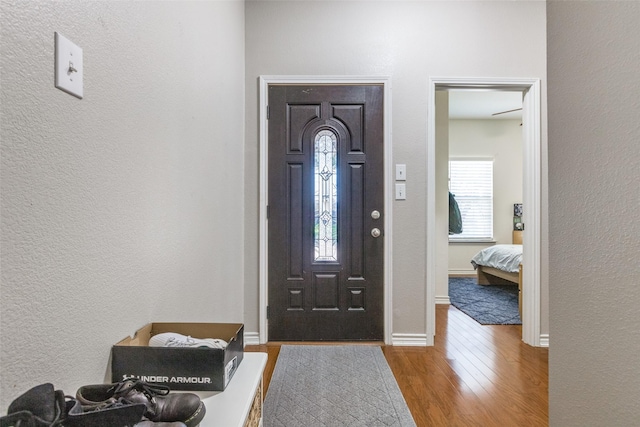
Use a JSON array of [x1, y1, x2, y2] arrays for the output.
[[449, 277, 521, 325]]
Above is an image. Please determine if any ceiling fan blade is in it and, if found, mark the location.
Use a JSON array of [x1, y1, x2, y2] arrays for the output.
[[492, 107, 523, 116]]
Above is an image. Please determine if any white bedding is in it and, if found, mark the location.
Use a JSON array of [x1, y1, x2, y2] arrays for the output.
[[471, 244, 522, 273]]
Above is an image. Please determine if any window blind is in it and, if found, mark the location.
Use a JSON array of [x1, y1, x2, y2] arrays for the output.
[[449, 160, 493, 240]]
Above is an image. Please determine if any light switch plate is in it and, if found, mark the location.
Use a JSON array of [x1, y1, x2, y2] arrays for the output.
[[396, 164, 407, 181], [55, 32, 83, 99], [395, 183, 406, 200]]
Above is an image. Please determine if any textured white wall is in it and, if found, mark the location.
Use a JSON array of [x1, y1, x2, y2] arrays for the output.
[[547, 2, 640, 425], [448, 119, 523, 274], [244, 0, 547, 335], [0, 0, 245, 407]]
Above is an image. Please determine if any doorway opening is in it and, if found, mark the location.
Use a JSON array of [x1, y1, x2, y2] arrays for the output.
[[427, 78, 543, 347], [445, 90, 523, 325]]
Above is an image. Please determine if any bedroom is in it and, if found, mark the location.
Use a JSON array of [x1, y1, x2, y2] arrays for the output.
[[439, 90, 524, 322]]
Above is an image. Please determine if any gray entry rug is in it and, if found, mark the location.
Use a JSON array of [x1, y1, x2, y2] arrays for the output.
[[264, 345, 416, 427], [449, 277, 521, 325]]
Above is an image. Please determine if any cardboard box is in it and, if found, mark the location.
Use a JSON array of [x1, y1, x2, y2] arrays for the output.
[[111, 323, 244, 391]]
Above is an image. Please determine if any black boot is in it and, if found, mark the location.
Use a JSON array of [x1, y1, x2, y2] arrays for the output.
[[76, 379, 205, 427], [3, 383, 65, 426], [1, 383, 151, 427], [0, 411, 36, 427]]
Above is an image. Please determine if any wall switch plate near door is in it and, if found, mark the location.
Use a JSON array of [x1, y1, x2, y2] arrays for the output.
[[55, 32, 83, 99]]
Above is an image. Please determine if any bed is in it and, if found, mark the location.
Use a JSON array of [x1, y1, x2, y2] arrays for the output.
[[470, 241, 523, 316]]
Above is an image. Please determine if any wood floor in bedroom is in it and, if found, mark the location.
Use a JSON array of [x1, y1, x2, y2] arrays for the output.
[[245, 304, 549, 427]]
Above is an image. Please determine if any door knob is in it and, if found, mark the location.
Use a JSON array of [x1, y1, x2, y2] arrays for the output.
[[371, 228, 381, 238]]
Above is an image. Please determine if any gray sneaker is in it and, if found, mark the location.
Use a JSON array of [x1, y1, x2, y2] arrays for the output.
[[149, 332, 227, 349]]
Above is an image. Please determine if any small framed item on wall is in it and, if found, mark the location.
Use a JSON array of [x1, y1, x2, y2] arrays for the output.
[[513, 203, 523, 230]]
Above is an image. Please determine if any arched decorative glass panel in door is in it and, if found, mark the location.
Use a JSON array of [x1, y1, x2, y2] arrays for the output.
[[314, 129, 338, 262]]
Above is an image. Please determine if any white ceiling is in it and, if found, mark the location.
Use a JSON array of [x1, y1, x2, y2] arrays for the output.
[[448, 90, 523, 120]]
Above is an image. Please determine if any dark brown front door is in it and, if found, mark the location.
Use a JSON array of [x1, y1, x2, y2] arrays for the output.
[[268, 84, 384, 341]]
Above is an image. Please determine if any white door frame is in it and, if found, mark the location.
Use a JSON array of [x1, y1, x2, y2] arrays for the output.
[[427, 77, 543, 346], [258, 76, 393, 344]]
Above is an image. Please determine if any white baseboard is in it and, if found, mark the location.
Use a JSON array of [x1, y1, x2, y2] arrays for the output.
[[244, 331, 260, 346], [391, 333, 429, 346], [539, 334, 549, 347], [244, 331, 431, 347], [435, 295, 451, 305], [245, 330, 535, 348]]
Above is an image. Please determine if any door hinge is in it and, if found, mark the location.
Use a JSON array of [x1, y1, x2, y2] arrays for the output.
[[266, 205, 270, 219], [266, 105, 270, 120], [267, 305, 270, 319]]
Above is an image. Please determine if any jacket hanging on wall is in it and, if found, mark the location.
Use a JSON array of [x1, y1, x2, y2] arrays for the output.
[[449, 192, 463, 235]]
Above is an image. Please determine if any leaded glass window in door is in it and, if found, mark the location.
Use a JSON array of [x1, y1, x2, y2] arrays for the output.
[[314, 130, 338, 261]]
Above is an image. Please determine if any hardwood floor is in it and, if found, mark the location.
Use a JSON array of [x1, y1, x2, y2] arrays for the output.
[[246, 304, 548, 426]]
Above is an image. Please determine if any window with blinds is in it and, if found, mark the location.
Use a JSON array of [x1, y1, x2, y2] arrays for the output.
[[449, 159, 494, 241]]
